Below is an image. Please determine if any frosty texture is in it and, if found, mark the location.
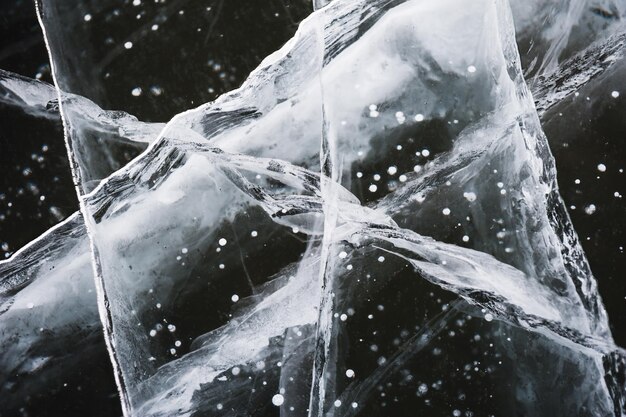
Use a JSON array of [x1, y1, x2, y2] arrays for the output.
[[1, 0, 624, 416]]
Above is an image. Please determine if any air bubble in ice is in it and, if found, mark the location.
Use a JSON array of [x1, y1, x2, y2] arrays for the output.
[[272, 394, 284, 406]]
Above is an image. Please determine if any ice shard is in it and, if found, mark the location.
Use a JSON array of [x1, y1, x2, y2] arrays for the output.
[[0, 0, 621, 416], [540, 26, 626, 347]]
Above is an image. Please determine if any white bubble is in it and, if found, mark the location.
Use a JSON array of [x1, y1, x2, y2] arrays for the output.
[[150, 85, 163, 96], [231, 294, 239, 302], [83, 14, 92, 21], [399, 174, 408, 182], [422, 149, 430, 157], [334, 400, 342, 407], [484, 313, 494, 322], [346, 369, 355, 378], [442, 208, 451, 216], [597, 163, 607, 172], [387, 166, 398, 175], [339, 251, 348, 259], [124, 41, 133, 49], [611, 91, 620, 98], [251, 230, 258, 237], [351, 402, 358, 409], [231, 366, 241, 376], [584, 204, 597, 215], [131, 87, 142, 96], [149, 329, 156, 337], [377, 256, 385, 262], [340, 313, 348, 321], [462, 235, 469, 242], [467, 65, 476, 73], [463, 191, 477, 202], [181, 247, 188, 254], [368, 184, 378, 192], [414, 113, 424, 122], [272, 394, 284, 406], [218, 238, 227, 246]]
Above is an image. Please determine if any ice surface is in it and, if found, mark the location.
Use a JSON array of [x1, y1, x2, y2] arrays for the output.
[[533, 30, 626, 116], [1, 69, 163, 192], [0, 70, 131, 412], [0, 213, 101, 411], [511, 0, 626, 79], [2, 0, 625, 415]]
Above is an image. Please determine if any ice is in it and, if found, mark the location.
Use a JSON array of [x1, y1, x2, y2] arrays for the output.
[[1, 0, 625, 415], [310, 0, 619, 413], [532, 30, 626, 116], [510, 0, 626, 79], [0, 213, 102, 411], [0, 70, 136, 412], [0, 70, 159, 413], [1, 69, 163, 192], [0, 69, 58, 118]]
